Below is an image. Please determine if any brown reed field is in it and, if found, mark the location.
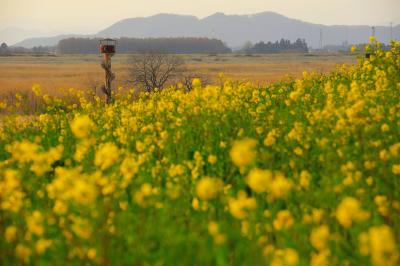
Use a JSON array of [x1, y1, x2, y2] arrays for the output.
[[0, 53, 356, 97]]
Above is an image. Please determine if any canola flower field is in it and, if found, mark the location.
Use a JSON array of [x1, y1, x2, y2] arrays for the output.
[[0, 41, 399, 265]]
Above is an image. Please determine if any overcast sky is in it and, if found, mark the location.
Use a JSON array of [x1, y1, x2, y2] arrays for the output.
[[1, 0, 399, 34]]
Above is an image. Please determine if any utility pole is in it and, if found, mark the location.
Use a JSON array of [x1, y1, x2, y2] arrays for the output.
[[99, 39, 116, 104]]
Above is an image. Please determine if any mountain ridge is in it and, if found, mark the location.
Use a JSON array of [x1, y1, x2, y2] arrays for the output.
[[10, 11, 400, 49]]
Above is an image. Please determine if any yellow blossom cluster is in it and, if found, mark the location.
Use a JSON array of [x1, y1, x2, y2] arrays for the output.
[[0, 40, 399, 265]]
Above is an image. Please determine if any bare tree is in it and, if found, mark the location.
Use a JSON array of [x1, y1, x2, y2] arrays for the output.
[[128, 51, 185, 92]]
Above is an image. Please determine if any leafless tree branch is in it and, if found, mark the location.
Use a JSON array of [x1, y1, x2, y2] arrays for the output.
[[128, 51, 185, 92]]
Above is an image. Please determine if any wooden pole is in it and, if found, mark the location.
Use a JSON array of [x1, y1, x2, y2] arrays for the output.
[[101, 53, 115, 104]]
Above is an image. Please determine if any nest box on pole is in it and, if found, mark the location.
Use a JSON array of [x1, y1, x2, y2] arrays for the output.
[[100, 38, 116, 103]]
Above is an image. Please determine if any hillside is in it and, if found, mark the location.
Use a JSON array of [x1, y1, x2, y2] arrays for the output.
[[98, 12, 400, 48], [13, 34, 90, 48], [10, 12, 400, 49]]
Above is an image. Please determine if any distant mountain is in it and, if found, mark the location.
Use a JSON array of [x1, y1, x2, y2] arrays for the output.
[[0, 27, 44, 46], [98, 12, 400, 48], [13, 34, 90, 48], [99, 14, 202, 38], [11, 12, 400, 49]]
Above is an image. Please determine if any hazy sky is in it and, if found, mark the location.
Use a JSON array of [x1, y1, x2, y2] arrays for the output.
[[1, 0, 399, 34]]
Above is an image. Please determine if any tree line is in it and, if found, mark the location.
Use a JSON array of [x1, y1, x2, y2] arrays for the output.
[[1, 37, 309, 56], [57, 37, 232, 54], [0, 43, 56, 55], [243, 38, 308, 53]]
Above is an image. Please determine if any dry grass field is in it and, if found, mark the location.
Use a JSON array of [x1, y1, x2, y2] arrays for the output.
[[0, 53, 356, 97]]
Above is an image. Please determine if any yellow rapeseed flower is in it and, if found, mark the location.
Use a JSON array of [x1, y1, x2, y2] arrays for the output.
[[310, 250, 330, 266], [5, 226, 17, 243], [136, 140, 145, 153], [94, 142, 120, 170], [70, 115, 94, 139], [196, 177, 221, 201], [87, 248, 97, 260], [192, 78, 202, 89], [299, 170, 311, 189], [336, 197, 370, 228], [228, 191, 256, 219], [246, 168, 273, 193], [35, 239, 52, 254], [271, 248, 299, 266], [263, 130, 277, 146], [359, 225, 399, 266], [207, 155, 217, 165], [310, 225, 330, 251], [120, 157, 140, 187], [230, 139, 257, 168], [15, 244, 31, 261], [273, 210, 294, 230], [269, 172, 293, 199], [392, 164, 400, 175], [381, 124, 390, 132], [27, 211, 44, 236], [208, 221, 219, 235], [369, 36, 376, 43], [32, 84, 42, 96]]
